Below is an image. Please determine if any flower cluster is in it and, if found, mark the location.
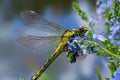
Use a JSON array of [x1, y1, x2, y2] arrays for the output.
[[96, 0, 113, 19], [95, 0, 120, 47], [72, 0, 120, 79], [96, 0, 120, 79], [66, 33, 93, 63], [66, 36, 86, 63], [108, 0, 120, 47], [109, 27, 120, 47]]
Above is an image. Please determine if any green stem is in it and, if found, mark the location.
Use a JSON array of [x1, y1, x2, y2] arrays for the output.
[[84, 40, 120, 61], [96, 64, 102, 80]]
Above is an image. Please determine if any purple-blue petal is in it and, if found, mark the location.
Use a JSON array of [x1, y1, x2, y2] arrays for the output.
[[110, 68, 120, 80]]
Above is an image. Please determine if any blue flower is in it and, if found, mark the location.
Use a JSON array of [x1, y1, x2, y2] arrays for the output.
[[68, 43, 79, 53], [96, 0, 113, 19], [67, 36, 82, 53], [67, 36, 87, 62], [89, 18, 99, 26], [93, 34, 107, 42], [110, 68, 120, 80], [110, 23, 119, 31], [67, 36, 93, 53], [109, 27, 120, 47]]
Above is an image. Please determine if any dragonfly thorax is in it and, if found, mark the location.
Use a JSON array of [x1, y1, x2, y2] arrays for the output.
[[71, 27, 88, 37]]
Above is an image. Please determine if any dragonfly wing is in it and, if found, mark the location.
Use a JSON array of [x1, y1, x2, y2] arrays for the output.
[[16, 35, 61, 56], [21, 10, 65, 35], [16, 35, 63, 74]]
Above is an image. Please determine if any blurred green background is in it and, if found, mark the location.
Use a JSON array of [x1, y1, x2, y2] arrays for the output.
[[0, 0, 110, 80]]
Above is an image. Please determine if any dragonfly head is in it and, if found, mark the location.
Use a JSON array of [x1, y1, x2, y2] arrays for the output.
[[71, 27, 88, 37]]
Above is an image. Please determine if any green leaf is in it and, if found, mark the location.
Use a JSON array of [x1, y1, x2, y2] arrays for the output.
[[66, 50, 79, 63], [105, 78, 110, 80], [66, 51, 75, 62], [84, 40, 120, 61], [66, 52, 73, 62], [106, 22, 111, 36], [72, 2, 88, 21], [114, 38, 120, 41], [95, 64, 102, 80], [95, 50, 109, 57], [102, 40, 119, 55], [108, 58, 116, 76], [86, 31, 94, 39]]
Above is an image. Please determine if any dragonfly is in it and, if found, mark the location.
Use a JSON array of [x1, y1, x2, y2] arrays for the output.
[[16, 10, 88, 80]]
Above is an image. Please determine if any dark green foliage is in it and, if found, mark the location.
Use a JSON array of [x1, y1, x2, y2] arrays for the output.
[[66, 50, 79, 63], [108, 58, 116, 76], [72, 2, 88, 21]]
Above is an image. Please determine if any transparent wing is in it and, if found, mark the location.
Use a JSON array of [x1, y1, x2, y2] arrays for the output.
[[16, 35, 63, 74], [16, 35, 61, 52], [21, 10, 65, 35]]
